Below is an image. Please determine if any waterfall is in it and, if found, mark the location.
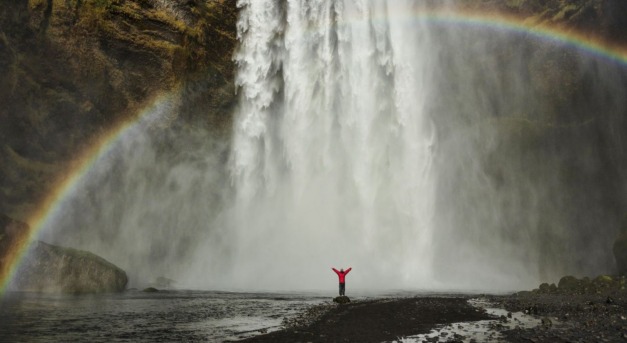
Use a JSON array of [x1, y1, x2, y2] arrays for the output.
[[37, 1, 626, 292], [227, 0, 437, 290]]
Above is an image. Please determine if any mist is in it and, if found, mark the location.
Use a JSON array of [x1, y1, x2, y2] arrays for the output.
[[36, 1, 627, 292]]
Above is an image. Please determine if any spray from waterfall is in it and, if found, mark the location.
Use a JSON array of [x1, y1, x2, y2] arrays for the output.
[[23, 1, 627, 292], [221, 0, 438, 290]]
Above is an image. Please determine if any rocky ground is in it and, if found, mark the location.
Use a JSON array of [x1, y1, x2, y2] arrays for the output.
[[489, 275, 627, 342], [237, 296, 492, 343], [235, 276, 627, 343], [490, 292, 627, 343]]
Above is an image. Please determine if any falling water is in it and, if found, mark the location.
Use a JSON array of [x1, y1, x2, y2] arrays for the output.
[[222, 0, 438, 290], [31, 1, 627, 292]]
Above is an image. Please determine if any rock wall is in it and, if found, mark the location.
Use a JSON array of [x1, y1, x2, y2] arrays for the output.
[[0, 0, 237, 220]]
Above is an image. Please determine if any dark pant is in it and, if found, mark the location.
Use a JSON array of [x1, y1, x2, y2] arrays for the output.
[[339, 283, 345, 296]]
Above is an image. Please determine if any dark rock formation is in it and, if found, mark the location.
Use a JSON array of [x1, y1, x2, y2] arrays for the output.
[[1, 214, 127, 293], [0, 0, 238, 219], [524, 274, 626, 295], [12, 240, 128, 293], [333, 295, 351, 304], [142, 287, 159, 292]]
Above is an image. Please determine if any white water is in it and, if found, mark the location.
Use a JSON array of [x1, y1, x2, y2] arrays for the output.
[[220, 0, 438, 290], [33, 1, 626, 292]]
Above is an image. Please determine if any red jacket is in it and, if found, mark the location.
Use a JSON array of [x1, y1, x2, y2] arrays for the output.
[[332, 268, 352, 283]]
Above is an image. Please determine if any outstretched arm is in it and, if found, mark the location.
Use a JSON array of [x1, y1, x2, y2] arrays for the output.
[[345, 267, 352, 274], [332, 268, 339, 274]]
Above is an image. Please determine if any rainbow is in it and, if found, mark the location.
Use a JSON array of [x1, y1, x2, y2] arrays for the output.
[[2, 8, 627, 295], [356, 6, 627, 66], [0, 91, 180, 294]]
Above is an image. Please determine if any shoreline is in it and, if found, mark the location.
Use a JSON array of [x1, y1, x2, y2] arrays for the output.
[[236, 296, 493, 342], [235, 289, 627, 342]]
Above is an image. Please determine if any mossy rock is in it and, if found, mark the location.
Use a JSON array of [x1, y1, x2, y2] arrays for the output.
[[557, 275, 580, 291], [333, 296, 350, 304], [143, 287, 159, 293], [592, 275, 616, 290]]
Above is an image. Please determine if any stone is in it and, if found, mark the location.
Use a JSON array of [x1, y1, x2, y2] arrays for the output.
[[558, 275, 580, 291], [549, 283, 558, 293], [592, 275, 616, 291], [143, 287, 159, 293], [606, 296, 615, 304], [11, 240, 128, 294], [333, 296, 351, 304]]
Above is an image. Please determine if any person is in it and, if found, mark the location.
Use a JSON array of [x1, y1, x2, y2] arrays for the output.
[[332, 267, 352, 296]]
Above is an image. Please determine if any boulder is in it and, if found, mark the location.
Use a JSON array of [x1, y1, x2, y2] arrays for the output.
[[2, 214, 128, 293], [143, 287, 159, 293], [557, 275, 580, 292], [333, 296, 351, 304], [592, 275, 616, 291], [11, 241, 128, 294]]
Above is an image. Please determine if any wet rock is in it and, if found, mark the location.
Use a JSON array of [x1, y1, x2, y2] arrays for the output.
[[12, 241, 128, 293], [541, 317, 552, 328], [143, 287, 159, 293], [3, 214, 127, 294], [333, 296, 351, 304], [606, 296, 615, 304], [525, 305, 540, 315], [593, 275, 616, 291], [558, 275, 580, 292]]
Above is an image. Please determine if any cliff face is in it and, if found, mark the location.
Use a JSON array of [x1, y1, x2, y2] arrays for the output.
[[0, 0, 237, 219], [459, 0, 627, 40]]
